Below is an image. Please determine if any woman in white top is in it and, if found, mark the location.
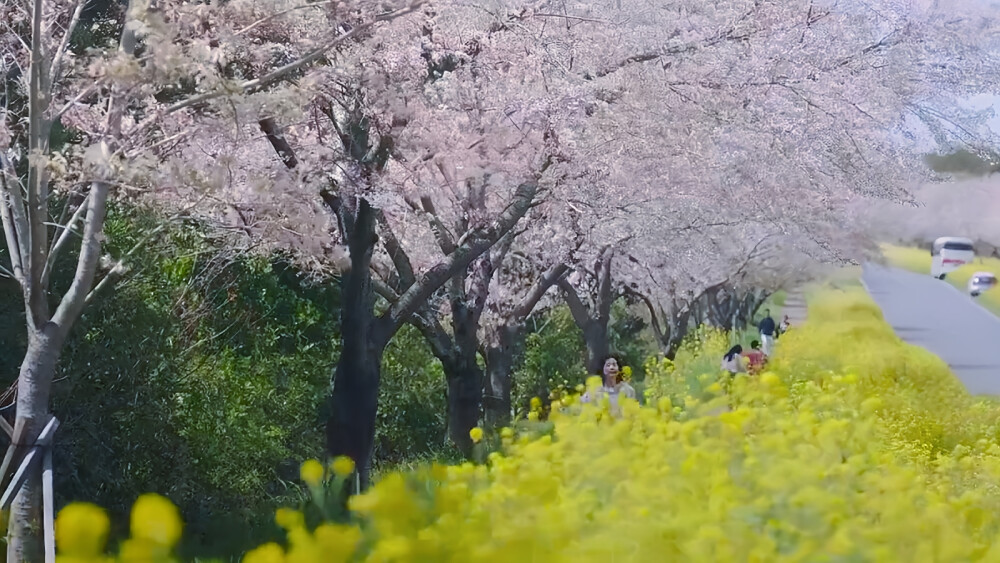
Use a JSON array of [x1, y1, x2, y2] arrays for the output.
[[721, 345, 745, 374], [580, 356, 636, 416]]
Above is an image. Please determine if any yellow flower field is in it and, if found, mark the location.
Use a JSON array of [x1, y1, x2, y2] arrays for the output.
[[57, 289, 1000, 562]]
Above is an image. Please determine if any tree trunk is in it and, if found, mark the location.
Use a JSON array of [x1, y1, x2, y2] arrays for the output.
[[7, 324, 62, 563], [483, 324, 522, 428], [443, 358, 483, 456], [583, 322, 610, 375], [325, 199, 385, 490], [481, 264, 566, 429], [664, 322, 686, 360], [328, 338, 383, 491], [483, 349, 513, 429]]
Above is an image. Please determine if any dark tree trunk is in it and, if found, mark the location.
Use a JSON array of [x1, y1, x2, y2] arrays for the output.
[[325, 199, 386, 490], [663, 311, 689, 360], [559, 247, 616, 375], [481, 263, 566, 429], [443, 358, 483, 456], [442, 295, 485, 456], [582, 322, 610, 375], [483, 324, 520, 428]]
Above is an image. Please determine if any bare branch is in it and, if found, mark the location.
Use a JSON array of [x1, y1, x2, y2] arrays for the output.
[[235, 0, 335, 36], [633, 286, 664, 334], [384, 181, 538, 333], [48, 0, 86, 86], [0, 174, 26, 286], [51, 182, 110, 333], [419, 195, 457, 255], [40, 191, 90, 289], [374, 209, 417, 289], [258, 118, 299, 168], [510, 262, 568, 322], [409, 306, 454, 361], [595, 246, 615, 326], [557, 277, 592, 330], [372, 278, 400, 302]]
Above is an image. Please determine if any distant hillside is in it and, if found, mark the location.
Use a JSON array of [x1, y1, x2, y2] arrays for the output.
[[924, 149, 1000, 177]]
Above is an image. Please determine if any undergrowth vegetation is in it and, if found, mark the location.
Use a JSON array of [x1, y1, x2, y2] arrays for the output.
[[55, 288, 1000, 561]]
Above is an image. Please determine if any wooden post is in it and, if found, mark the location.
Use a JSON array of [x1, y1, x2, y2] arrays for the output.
[[0, 415, 13, 440], [0, 416, 59, 509], [0, 416, 59, 563], [42, 448, 55, 563]]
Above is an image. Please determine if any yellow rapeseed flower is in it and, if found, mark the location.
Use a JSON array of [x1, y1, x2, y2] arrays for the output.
[[274, 508, 305, 531], [56, 502, 110, 557], [313, 523, 361, 562], [469, 427, 484, 443], [331, 455, 355, 477], [129, 494, 182, 548], [529, 397, 542, 411], [299, 459, 325, 486], [656, 396, 672, 413], [759, 372, 780, 386], [118, 538, 169, 562], [242, 542, 285, 563]]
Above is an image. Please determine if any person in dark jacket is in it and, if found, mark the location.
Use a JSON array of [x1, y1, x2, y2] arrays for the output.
[[758, 309, 776, 355]]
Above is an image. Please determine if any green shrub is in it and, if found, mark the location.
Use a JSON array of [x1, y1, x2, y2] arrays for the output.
[[374, 324, 452, 469]]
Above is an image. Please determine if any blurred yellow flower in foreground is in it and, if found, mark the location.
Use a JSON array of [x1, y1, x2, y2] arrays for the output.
[[130, 494, 182, 547], [331, 455, 356, 477], [56, 503, 110, 558], [469, 427, 484, 443], [299, 459, 324, 486]]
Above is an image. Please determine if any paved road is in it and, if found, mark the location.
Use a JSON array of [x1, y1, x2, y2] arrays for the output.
[[861, 263, 1000, 395]]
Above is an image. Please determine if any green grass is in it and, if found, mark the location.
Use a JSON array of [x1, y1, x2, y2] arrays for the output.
[[765, 291, 787, 309]]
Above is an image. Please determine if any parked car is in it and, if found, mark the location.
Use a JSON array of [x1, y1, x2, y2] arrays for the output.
[[968, 272, 997, 297]]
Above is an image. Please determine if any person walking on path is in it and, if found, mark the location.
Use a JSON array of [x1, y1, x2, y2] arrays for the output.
[[758, 309, 777, 355], [779, 315, 791, 335]]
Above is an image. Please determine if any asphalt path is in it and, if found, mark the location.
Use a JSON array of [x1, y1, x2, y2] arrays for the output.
[[861, 263, 1000, 395]]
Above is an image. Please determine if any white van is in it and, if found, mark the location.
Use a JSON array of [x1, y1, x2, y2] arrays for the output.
[[930, 237, 975, 279]]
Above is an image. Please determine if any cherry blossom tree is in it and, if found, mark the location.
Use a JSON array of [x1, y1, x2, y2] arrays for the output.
[[141, 0, 604, 471], [187, 0, 998, 451], [527, 0, 1000, 367]]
